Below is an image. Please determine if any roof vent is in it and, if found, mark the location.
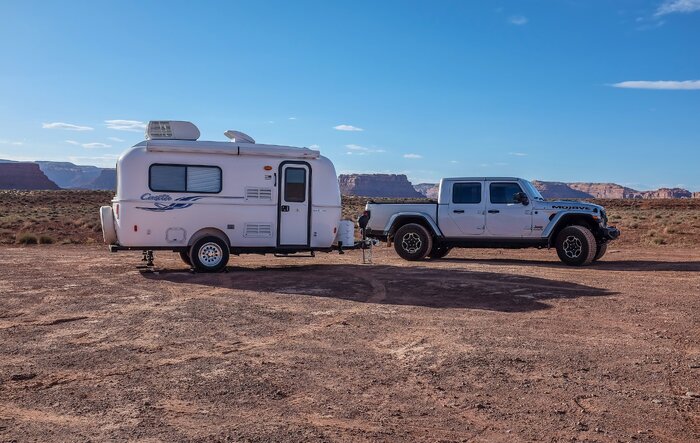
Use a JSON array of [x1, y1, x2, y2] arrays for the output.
[[224, 130, 255, 144], [146, 121, 200, 141]]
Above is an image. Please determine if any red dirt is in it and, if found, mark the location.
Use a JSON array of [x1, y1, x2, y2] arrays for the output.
[[0, 245, 698, 442]]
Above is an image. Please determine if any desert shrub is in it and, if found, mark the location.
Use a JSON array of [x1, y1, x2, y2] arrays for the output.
[[16, 233, 38, 245], [629, 223, 639, 229], [38, 235, 54, 244], [651, 237, 667, 245]]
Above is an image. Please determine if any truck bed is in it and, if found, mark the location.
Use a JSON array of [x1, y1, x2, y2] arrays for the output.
[[365, 201, 439, 235]]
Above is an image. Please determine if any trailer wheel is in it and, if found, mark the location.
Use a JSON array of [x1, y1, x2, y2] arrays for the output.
[[593, 242, 608, 262], [189, 236, 229, 272], [393, 223, 433, 261], [428, 245, 452, 259], [555, 225, 596, 266], [179, 251, 192, 267]]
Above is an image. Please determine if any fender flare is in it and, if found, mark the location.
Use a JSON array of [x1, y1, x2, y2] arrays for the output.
[[543, 211, 599, 242], [188, 227, 231, 248], [384, 212, 443, 238]]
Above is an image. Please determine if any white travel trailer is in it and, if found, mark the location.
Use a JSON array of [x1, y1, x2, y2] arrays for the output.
[[100, 121, 351, 272]]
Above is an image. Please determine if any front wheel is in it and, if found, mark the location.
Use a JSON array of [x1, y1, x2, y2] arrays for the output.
[[593, 242, 608, 262], [189, 236, 229, 272], [428, 245, 452, 259], [555, 225, 597, 266], [393, 223, 433, 261]]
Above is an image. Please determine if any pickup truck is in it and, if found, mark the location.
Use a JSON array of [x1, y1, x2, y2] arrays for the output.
[[361, 177, 620, 266]]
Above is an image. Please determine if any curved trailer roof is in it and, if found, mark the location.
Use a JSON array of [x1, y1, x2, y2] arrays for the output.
[[138, 139, 321, 159]]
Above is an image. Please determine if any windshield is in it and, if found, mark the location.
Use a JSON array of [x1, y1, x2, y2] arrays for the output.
[[522, 180, 545, 201]]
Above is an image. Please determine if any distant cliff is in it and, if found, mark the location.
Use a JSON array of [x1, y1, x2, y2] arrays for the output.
[[0, 163, 60, 190], [413, 183, 439, 199], [36, 161, 102, 188], [85, 168, 117, 190], [339, 174, 424, 198]]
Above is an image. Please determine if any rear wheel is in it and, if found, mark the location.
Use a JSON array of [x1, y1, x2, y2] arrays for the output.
[[593, 242, 608, 262], [189, 236, 229, 272], [179, 251, 192, 266], [428, 245, 452, 259], [393, 223, 433, 261], [555, 225, 596, 266]]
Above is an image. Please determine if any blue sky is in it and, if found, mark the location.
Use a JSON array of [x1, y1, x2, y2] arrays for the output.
[[1, 0, 699, 190]]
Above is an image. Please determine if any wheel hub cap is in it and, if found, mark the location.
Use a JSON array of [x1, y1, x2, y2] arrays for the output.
[[562, 235, 583, 259], [401, 232, 422, 254], [198, 242, 223, 266]]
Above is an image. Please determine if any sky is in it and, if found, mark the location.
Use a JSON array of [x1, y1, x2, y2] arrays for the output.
[[0, 0, 699, 190]]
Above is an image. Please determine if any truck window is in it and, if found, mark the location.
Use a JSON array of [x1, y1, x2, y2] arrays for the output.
[[149, 164, 221, 193], [452, 183, 481, 204], [489, 182, 524, 204], [284, 168, 306, 202]]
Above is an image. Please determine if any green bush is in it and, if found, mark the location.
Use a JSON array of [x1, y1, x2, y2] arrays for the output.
[[16, 233, 38, 245], [38, 235, 54, 244]]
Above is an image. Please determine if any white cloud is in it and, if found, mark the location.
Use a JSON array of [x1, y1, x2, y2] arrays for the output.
[[108, 137, 125, 142], [308, 144, 320, 149], [508, 15, 528, 25], [611, 80, 700, 90], [333, 124, 364, 132], [509, 152, 528, 156], [403, 153, 423, 159], [449, 160, 458, 164], [42, 122, 93, 131], [346, 144, 385, 153], [105, 119, 146, 132], [656, 0, 700, 16], [0, 140, 23, 146], [288, 117, 297, 120], [65, 140, 111, 149]]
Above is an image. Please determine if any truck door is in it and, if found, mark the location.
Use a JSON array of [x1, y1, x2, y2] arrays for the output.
[[278, 163, 310, 246], [485, 181, 532, 237], [444, 181, 485, 236]]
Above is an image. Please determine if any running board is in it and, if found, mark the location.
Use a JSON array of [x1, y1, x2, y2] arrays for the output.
[[274, 251, 316, 258]]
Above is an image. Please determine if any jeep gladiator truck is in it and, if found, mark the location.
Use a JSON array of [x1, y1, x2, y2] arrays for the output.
[[362, 177, 620, 266]]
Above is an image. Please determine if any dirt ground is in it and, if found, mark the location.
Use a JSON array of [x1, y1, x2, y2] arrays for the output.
[[0, 245, 698, 442]]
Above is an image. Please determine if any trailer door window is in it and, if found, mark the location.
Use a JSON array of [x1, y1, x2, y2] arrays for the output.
[[452, 182, 481, 204], [149, 164, 221, 193], [284, 168, 306, 202]]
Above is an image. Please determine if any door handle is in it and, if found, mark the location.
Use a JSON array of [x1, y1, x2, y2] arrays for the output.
[[488, 209, 500, 214], [453, 209, 465, 213]]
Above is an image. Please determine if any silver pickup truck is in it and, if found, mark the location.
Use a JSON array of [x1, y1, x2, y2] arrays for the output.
[[361, 177, 620, 266]]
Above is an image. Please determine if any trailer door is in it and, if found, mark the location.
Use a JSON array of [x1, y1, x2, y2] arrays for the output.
[[278, 163, 310, 246]]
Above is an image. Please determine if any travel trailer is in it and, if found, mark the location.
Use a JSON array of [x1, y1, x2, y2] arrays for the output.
[[100, 121, 353, 272]]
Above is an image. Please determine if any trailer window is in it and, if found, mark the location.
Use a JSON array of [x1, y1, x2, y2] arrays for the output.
[[489, 182, 524, 204], [284, 168, 306, 202], [149, 164, 221, 193], [452, 183, 481, 204]]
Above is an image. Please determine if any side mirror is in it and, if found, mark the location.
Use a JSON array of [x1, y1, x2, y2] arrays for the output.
[[514, 192, 529, 205]]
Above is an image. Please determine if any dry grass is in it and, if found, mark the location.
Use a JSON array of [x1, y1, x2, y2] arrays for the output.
[[1, 191, 698, 246]]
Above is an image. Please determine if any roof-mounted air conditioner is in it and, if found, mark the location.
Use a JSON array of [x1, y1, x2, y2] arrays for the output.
[[224, 130, 255, 144], [146, 121, 200, 141]]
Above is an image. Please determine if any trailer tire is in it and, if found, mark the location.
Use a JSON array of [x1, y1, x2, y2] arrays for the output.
[[393, 223, 433, 261], [428, 245, 452, 259], [593, 242, 608, 262], [189, 236, 229, 272], [179, 251, 192, 267], [555, 225, 596, 266]]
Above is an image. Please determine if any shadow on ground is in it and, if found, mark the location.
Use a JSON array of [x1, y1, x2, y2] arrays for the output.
[[142, 264, 615, 312], [440, 257, 700, 272]]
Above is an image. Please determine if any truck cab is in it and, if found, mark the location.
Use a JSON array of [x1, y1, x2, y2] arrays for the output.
[[363, 177, 620, 266]]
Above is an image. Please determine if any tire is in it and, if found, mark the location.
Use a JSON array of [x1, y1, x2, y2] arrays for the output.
[[555, 225, 597, 266], [189, 236, 229, 272], [179, 251, 192, 266], [428, 245, 452, 259], [393, 223, 433, 261], [593, 242, 608, 262]]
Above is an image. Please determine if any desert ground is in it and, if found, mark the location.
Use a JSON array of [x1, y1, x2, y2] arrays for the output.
[[1, 243, 699, 442]]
